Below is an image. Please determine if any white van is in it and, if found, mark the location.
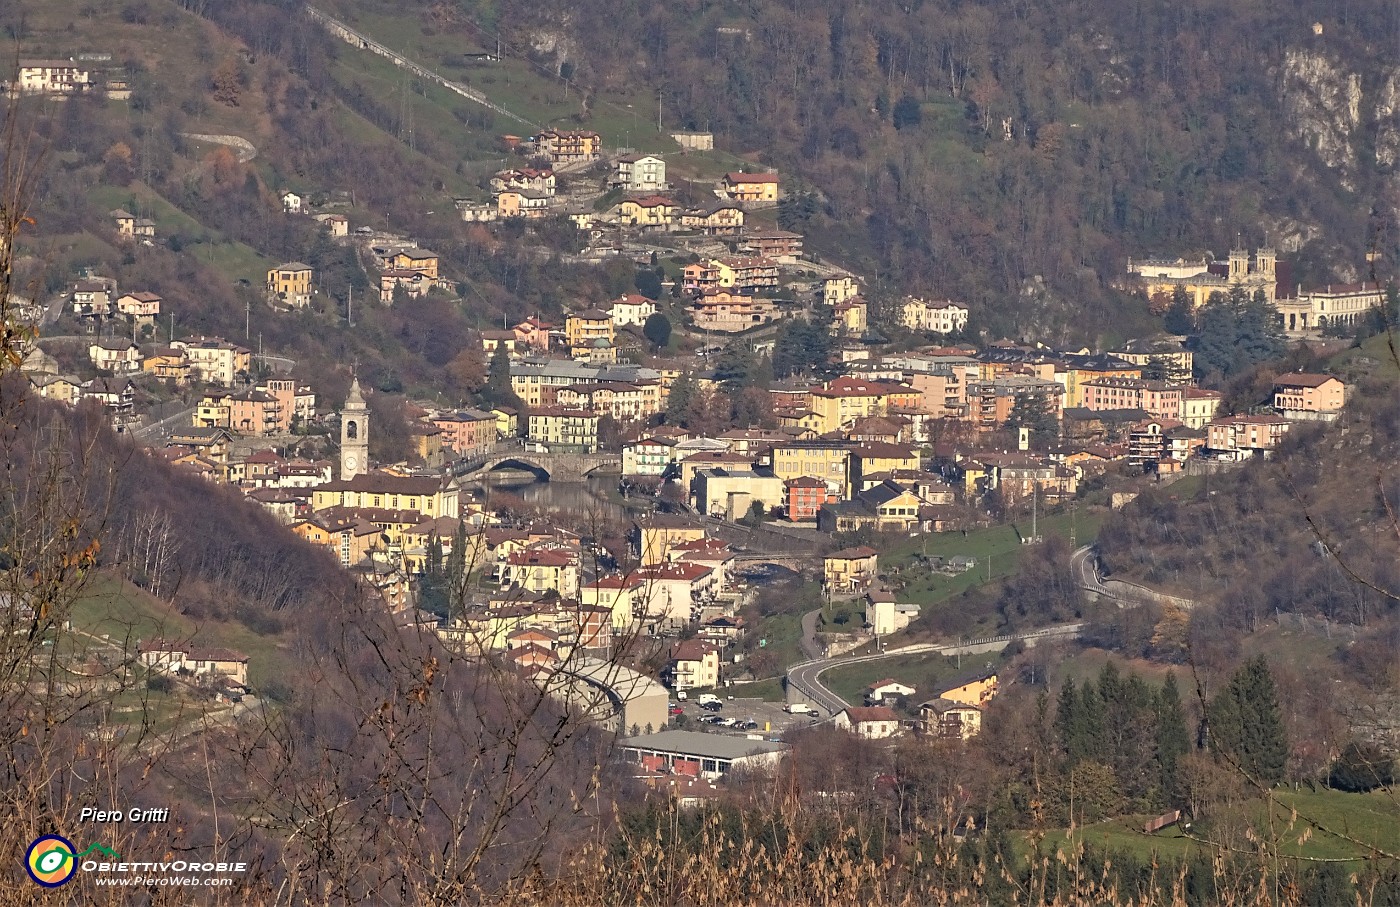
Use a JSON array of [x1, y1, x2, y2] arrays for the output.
[[783, 703, 816, 715], [696, 693, 721, 705]]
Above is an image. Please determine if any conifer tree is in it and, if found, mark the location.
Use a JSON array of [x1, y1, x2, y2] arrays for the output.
[[1155, 672, 1190, 807], [1208, 656, 1288, 785]]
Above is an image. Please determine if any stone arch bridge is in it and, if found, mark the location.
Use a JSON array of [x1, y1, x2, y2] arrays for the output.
[[456, 448, 621, 483]]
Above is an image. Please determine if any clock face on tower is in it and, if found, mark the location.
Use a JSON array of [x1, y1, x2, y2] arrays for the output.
[[344, 455, 358, 473]]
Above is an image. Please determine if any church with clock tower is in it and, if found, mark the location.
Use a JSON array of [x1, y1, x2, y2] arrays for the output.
[[340, 377, 369, 480]]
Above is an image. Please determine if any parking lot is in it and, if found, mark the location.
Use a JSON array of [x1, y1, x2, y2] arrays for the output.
[[669, 696, 826, 738]]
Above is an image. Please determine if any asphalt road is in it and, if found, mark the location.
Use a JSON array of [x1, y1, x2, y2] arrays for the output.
[[1071, 544, 1111, 594], [785, 624, 1084, 716], [134, 405, 196, 441]]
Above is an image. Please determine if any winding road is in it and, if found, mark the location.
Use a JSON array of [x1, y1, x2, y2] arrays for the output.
[[784, 624, 1084, 717], [782, 544, 1183, 715]]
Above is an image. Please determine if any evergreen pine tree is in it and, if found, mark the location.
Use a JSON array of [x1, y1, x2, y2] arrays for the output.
[[1004, 392, 1059, 447], [444, 520, 467, 619], [1209, 657, 1288, 785], [1054, 678, 1080, 760], [418, 535, 448, 617], [1155, 672, 1190, 807], [1238, 656, 1288, 784], [1164, 286, 1195, 335], [666, 375, 696, 426]]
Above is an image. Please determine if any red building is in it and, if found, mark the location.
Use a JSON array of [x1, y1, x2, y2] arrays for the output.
[[784, 476, 837, 522]]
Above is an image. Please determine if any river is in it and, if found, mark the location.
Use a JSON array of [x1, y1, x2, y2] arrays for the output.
[[473, 473, 636, 531]]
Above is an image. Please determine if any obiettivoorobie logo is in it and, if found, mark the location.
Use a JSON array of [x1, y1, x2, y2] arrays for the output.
[[24, 835, 120, 888]]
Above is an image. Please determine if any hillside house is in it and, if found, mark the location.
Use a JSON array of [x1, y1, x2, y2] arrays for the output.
[[87, 338, 142, 374], [613, 154, 668, 192], [381, 269, 432, 303], [138, 639, 249, 687], [823, 546, 878, 594], [920, 698, 982, 739], [834, 706, 902, 740], [115, 291, 161, 323], [267, 262, 314, 307], [491, 167, 556, 196], [680, 202, 744, 235], [1273, 373, 1346, 421], [719, 172, 779, 204], [72, 278, 114, 320], [12, 60, 93, 95], [281, 191, 304, 214], [865, 679, 916, 706], [617, 195, 676, 228], [902, 298, 969, 334], [315, 213, 349, 236], [1206, 415, 1291, 460], [565, 309, 615, 355], [606, 294, 657, 328], [497, 188, 552, 219], [740, 229, 803, 263], [111, 209, 136, 237], [536, 129, 601, 164], [175, 337, 251, 386], [938, 673, 999, 708]]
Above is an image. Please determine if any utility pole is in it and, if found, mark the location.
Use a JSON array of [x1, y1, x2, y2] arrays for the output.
[[348, 286, 354, 326], [245, 297, 251, 339]]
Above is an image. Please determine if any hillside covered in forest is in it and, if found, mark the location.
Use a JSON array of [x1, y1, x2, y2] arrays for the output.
[[389, 0, 1400, 342]]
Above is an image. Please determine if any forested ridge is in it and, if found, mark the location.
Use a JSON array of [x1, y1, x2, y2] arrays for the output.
[[441, 0, 1400, 341]]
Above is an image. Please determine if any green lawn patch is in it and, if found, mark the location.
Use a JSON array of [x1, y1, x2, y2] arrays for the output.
[[859, 510, 1104, 610], [67, 571, 291, 690], [1034, 789, 1400, 864]]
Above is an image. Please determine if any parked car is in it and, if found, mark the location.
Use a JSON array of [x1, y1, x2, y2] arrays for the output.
[[668, 704, 684, 716], [700, 701, 723, 712], [737, 719, 759, 730], [717, 717, 736, 727]]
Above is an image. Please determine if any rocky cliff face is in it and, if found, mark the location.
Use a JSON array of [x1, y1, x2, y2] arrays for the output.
[[1280, 49, 1364, 190]]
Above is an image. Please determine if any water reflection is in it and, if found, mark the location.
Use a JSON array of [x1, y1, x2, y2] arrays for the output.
[[475, 473, 632, 531]]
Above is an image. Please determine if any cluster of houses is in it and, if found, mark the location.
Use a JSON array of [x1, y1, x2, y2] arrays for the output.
[[838, 671, 1000, 742]]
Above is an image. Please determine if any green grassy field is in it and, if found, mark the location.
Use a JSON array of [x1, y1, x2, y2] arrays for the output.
[[1036, 789, 1400, 864], [1330, 330, 1400, 381], [68, 571, 290, 689], [857, 509, 1105, 609]]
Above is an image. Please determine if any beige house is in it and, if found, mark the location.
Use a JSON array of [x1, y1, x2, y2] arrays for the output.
[[1273, 373, 1346, 421], [267, 262, 314, 307], [13, 60, 93, 95], [138, 638, 249, 687], [920, 698, 983, 740], [665, 639, 721, 691], [115, 291, 162, 322], [823, 546, 878, 594], [175, 338, 252, 386], [1178, 387, 1222, 429], [834, 706, 902, 740], [719, 172, 779, 204], [88, 338, 143, 373], [902, 298, 969, 334]]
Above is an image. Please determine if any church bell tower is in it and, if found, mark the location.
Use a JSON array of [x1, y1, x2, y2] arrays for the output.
[[340, 377, 369, 480]]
